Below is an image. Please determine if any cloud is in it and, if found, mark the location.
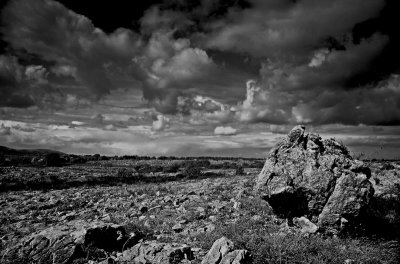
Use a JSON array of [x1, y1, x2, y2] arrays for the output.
[[1, 0, 143, 103], [142, 33, 215, 86], [218, 34, 397, 126], [137, 31, 244, 114], [202, 0, 385, 59], [0, 55, 67, 109], [25, 65, 49, 85], [0, 55, 35, 108], [308, 49, 330, 68], [1, 0, 398, 129], [91, 114, 104, 124], [0, 124, 11, 136], [152, 114, 170, 131], [151, 47, 213, 81], [140, 5, 191, 33], [1, 118, 399, 158], [71, 121, 86, 126], [11, 124, 36, 132], [214, 126, 237, 135], [104, 124, 117, 131], [133, 0, 397, 125], [1, 0, 245, 114]]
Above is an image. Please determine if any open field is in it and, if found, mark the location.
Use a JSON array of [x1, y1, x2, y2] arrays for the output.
[[0, 158, 399, 263]]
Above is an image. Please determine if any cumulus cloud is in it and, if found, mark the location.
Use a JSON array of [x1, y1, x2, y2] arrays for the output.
[[0, 0, 398, 128], [216, 33, 396, 126], [1, 0, 243, 114], [177, 95, 226, 115], [136, 30, 244, 114], [11, 124, 36, 132], [308, 49, 330, 68], [134, 0, 397, 125], [91, 114, 104, 124], [202, 0, 385, 59], [71, 121, 86, 126], [104, 124, 117, 131], [1, 0, 142, 102], [25, 65, 49, 85], [150, 47, 213, 81], [0, 55, 35, 108], [152, 114, 170, 131], [214, 126, 237, 135], [0, 55, 67, 109], [0, 124, 11, 136]]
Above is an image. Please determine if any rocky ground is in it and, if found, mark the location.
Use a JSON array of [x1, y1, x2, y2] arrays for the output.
[[0, 160, 399, 263]]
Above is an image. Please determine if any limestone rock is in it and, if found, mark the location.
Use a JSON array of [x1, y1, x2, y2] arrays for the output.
[[1, 220, 131, 264], [220, 250, 252, 264], [201, 237, 251, 264], [293, 217, 318, 234], [255, 125, 374, 234], [117, 241, 193, 263]]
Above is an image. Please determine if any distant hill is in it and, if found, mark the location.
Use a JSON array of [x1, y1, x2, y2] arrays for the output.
[[0, 145, 64, 157]]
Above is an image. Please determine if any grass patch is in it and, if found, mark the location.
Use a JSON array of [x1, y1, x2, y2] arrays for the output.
[[194, 216, 399, 264]]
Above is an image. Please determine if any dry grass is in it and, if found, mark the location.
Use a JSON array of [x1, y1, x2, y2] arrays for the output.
[[194, 217, 399, 264]]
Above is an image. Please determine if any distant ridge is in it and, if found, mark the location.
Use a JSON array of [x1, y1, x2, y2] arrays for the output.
[[0, 145, 64, 156]]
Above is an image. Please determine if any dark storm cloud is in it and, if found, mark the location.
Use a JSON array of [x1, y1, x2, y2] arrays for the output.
[[0, 55, 38, 108], [136, 0, 400, 125], [0, 0, 250, 114], [1, 0, 143, 99], [224, 35, 399, 126], [178, 0, 399, 126], [0, 0, 399, 126], [201, 0, 385, 59]]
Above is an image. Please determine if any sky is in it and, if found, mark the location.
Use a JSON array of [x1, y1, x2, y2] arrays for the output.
[[0, 0, 399, 159]]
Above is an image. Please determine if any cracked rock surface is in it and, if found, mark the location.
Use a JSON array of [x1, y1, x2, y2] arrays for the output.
[[1, 220, 129, 264], [117, 241, 193, 264], [201, 237, 251, 264], [255, 125, 375, 233]]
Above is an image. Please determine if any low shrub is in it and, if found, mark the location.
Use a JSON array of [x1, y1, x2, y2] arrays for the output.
[[162, 162, 181, 173], [116, 168, 136, 178], [381, 162, 395, 170], [235, 165, 244, 175], [182, 165, 202, 178], [134, 164, 163, 173], [45, 153, 63, 166]]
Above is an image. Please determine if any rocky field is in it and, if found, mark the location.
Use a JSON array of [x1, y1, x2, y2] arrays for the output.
[[0, 128, 399, 263]]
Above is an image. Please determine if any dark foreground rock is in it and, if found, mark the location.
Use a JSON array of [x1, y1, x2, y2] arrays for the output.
[[116, 241, 193, 263], [201, 237, 251, 264], [255, 125, 374, 234], [1, 220, 133, 264]]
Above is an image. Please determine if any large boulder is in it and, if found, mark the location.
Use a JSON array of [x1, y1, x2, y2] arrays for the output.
[[1, 220, 134, 264], [255, 125, 374, 234]]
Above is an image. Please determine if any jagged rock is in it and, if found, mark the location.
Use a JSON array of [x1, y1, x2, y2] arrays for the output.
[[117, 241, 192, 263], [201, 237, 234, 264], [172, 223, 184, 233], [220, 250, 251, 264], [255, 125, 374, 234], [293, 217, 318, 234], [1, 220, 132, 264], [201, 237, 251, 264]]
